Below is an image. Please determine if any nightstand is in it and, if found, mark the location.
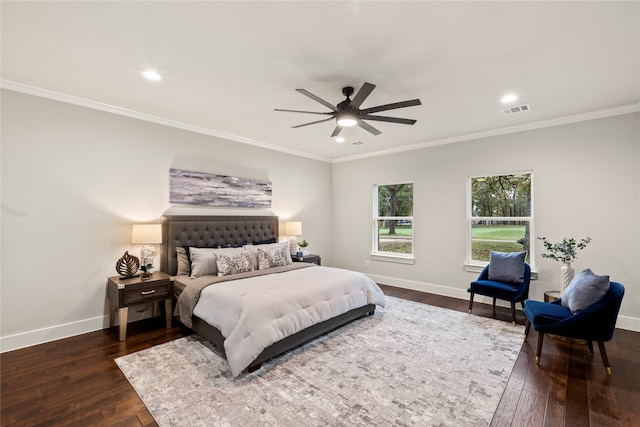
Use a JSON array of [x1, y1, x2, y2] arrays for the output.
[[292, 253, 321, 266], [107, 272, 173, 341]]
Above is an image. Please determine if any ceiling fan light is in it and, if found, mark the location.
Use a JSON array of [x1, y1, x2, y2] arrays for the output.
[[337, 114, 358, 127]]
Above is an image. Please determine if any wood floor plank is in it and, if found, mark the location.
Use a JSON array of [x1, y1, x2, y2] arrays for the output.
[[1, 285, 638, 426], [512, 389, 547, 426]]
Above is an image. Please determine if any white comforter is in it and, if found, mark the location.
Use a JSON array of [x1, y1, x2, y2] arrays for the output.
[[192, 265, 385, 377]]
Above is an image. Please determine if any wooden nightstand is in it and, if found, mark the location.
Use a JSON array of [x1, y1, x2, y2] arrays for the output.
[[292, 253, 321, 266], [107, 272, 173, 341]]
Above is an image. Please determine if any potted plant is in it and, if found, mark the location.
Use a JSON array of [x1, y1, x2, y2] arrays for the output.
[[538, 236, 591, 293], [297, 239, 309, 257]]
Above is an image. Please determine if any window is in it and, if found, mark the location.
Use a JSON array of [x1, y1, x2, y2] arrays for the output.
[[468, 172, 533, 265], [373, 183, 413, 261]]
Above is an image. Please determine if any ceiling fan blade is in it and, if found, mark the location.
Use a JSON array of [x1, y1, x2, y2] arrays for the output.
[[361, 115, 417, 125], [291, 117, 334, 128], [331, 126, 343, 137], [296, 89, 338, 111], [275, 108, 333, 115], [358, 120, 382, 136], [362, 99, 422, 114], [349, 82, 376, 109]]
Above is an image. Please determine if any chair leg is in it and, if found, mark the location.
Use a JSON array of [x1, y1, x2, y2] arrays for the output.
[[492, 297, 497, 318], [510, 302, 516, 326], [468, 293, 474, 314], [524, 318, 531, 337], [535, 332, 544, 365], [587, 340, 594, 355], [597, 341, 612, 376]]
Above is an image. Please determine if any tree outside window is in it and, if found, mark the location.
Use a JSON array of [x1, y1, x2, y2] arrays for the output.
[[469, 172, 532, 264], [374, 183, 413, 257]]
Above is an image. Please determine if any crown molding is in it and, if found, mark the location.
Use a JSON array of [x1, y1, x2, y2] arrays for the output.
[[332, 103, 640, 163], [3, 79, 637, 165], [0, 80, 332, 163]]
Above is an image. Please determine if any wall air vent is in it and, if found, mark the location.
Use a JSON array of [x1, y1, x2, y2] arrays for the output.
[[501, 104, 531, 116]]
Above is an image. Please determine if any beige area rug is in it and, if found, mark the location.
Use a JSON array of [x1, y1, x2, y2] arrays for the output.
[[115, 296, 524, 426]]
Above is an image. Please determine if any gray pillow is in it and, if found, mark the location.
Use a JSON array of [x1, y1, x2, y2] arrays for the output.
[[488, 251, 527, 284], [561, 269, 610, 314], [176, 247, 190, 276]]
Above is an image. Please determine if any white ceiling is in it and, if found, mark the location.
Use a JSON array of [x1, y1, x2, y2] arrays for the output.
[[2, 1, 639, 162]]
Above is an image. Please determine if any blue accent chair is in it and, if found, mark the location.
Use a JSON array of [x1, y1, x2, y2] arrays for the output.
[[523, 281, 625, 375], [468, 263, 532, 325]]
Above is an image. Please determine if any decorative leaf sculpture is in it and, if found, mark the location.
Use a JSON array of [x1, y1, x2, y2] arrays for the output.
[[116, 251, 140, 277]]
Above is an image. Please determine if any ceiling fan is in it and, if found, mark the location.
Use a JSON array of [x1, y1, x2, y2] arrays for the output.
[[275, 82, 421, 137]]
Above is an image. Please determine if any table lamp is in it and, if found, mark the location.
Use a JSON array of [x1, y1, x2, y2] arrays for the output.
[[131, 224, 162, 274], [285, 221, 302, 255]]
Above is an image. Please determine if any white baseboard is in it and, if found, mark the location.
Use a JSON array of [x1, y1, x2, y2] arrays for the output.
[[366, 273, 640, 333], [2, 274, 638, 352], [0, 315, 109, 353], [0, 303, 159, 353]]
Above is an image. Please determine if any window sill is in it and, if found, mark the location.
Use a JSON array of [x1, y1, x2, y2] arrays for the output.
[[371, 254, 415, 265]]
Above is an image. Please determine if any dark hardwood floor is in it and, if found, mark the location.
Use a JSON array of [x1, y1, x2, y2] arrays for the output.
[[2, 285, 639, 426]]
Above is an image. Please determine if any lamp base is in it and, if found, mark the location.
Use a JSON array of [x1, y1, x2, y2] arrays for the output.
[[289, 237, 298, 255]]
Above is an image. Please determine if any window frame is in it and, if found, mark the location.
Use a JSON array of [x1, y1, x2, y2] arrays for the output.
[[372, 182, 415, 264], [466, 170, 534, 270]]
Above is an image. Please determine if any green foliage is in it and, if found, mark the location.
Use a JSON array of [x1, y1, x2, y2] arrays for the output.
[[472, 241, 529, 262], [378, 184, 413, 216], [379, 241, 413, 253], [471, 224, 525, 240], [140, 263, 154, 272], [298, 239, 309, 248], [538, 236, 591, 264], [471, 173, 531, 217]]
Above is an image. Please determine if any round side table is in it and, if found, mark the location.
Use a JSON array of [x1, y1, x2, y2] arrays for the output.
[[544, 290, 561, 302]]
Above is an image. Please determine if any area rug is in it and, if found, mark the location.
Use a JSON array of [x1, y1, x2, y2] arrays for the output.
[[115, 296, 524, 426]]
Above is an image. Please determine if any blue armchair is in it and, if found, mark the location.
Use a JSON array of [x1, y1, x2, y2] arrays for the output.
[[468, 263, 532, 325], [523, 281, 625, 375]]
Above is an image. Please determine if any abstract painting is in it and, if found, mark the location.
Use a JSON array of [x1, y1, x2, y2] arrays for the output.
[[169, 168, 272, 208]]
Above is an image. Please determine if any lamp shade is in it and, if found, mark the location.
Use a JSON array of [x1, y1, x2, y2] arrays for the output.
[[285, 221, 302, 236], [131, 224, 162, 244]]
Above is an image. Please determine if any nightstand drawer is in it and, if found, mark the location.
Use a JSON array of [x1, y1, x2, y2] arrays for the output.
[[123, 281, 171, 305]]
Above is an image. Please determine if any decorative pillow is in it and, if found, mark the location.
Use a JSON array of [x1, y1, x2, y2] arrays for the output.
[[258, 246, 290, 270], [176, 247, 190, 276], [561, 269, 610, 314], [245, 242, 291, 270], [488, 251, 527, 284], [188, 247, 220, 278], [216, 251, 253, 276]]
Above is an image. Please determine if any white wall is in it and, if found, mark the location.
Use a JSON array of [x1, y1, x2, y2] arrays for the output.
[[332, 113, 640, 331], [0, 89, 333, 351]]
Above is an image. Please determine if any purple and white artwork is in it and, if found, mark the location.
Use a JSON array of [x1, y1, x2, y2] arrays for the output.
[[169, 168, 272, 208]]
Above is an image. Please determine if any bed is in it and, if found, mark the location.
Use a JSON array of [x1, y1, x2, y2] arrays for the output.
[[160, 215, 385, 376]]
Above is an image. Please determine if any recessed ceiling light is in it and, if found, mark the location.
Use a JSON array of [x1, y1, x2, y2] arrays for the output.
[[335, 137, 345, 143], [501, 94, 518, 103], [142, 70, 162, 81]]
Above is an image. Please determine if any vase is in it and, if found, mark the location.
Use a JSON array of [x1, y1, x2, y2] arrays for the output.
[[560, 263, 574, 295]]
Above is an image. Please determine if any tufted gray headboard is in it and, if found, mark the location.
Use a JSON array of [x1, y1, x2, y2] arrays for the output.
[[160, 215, 279, 276]]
